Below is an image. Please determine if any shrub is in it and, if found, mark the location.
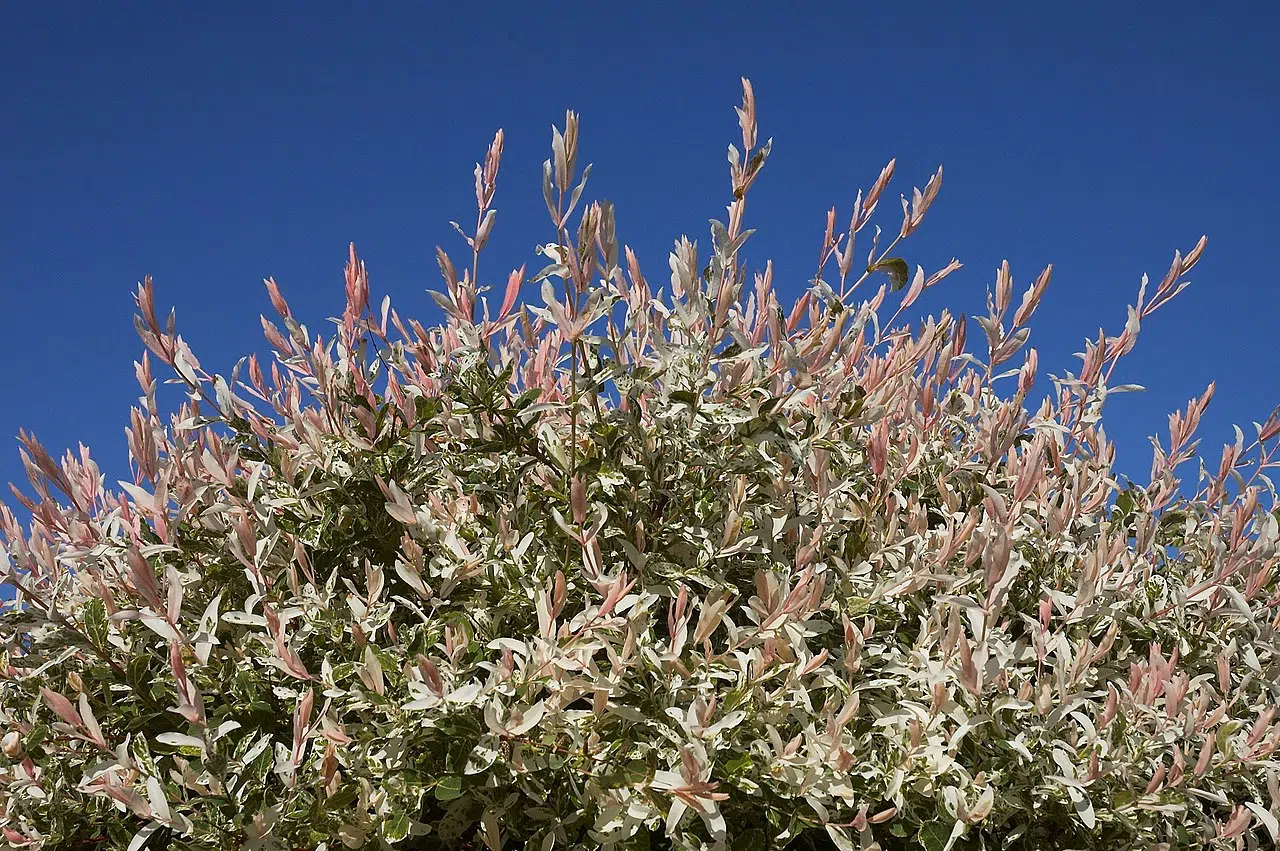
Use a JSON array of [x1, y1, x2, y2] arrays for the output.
[[2, 80, 1279, 851]]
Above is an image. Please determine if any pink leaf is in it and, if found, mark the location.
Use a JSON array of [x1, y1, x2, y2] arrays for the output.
[[498, 265, 525, 321], [40, 688, 82, 728]]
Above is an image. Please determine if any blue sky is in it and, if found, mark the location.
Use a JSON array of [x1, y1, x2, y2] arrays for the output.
[[1, 3, 1276, 503]]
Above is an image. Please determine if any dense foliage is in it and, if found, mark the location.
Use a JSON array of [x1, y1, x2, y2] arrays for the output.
[[3, 81, 1280, 851]]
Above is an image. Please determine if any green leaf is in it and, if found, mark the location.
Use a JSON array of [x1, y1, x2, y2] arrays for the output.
[[434, 774, 464, 801], [715, 341, 744, 360], [24, 724, 48, 752], [446, 734, 480, 774], [670, 390, 699, 407], [1115, 488, 1136, 518], [326, 784, 360, 811], [870, 257, 910, 291], [438, 796, 484, 843], [125, 653, 151, 690], [513, 388, 542, 410], [383, 811, 410, 842], [82, 598, 109, 648], [129, 736, 159, 778], [919, 821, 952, 851], [618, 758, 651, 786]]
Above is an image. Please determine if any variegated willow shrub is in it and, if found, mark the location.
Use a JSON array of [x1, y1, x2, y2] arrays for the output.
[[2, 80, 1280, 851]]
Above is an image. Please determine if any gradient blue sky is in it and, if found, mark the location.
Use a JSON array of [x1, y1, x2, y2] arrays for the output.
[[1, 3, 1276, 503]]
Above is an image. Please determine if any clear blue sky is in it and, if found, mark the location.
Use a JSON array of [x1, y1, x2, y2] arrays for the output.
[[1, 3, 1276, 501]]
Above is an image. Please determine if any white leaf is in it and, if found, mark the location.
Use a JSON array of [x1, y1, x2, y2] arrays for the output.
[[824, 825, 855, 851], [221, 611, 266, 627], [1245, 802, 1279, 843], [701, 803, 727, 842], [212, 720, 241, 740], [155, 732, 206, 752], [140, 616, 180, 642], [1073, 790, 1096, 829], [78, 693, 106, 748], [127, 824, 161, 851], [508, 701, 546, 736], [146, 776, 171, 824], [402, 696, 442, 712], [664, 799, 689, 837], [198, 593, 223, 634]]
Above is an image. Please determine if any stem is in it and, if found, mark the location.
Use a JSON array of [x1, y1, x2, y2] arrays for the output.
[[470, 208, 484, 327], [843, 232, 905, 305], [6, 579, 127, 679], [555, 185, 580, 482]]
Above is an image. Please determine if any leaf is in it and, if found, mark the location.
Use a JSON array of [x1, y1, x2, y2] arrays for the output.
[[383, 811, 411, 843], [918, 821, 951, 851], [439, 796, 485, 843], [724, 753, 755, 778], [541, 159, 556, 221], [564, 163, 594, 225], [474, 209, 497, 254], [465, 739, 500, 775], [83, 597, 109, 648], [1073, 789, 1096, 829], [1221, 585, 1256, 625], [126, 824, 162, 851], [326, 784, 360, 811], [1245, 802, 1280, 844], [40, 688, 82, 728], [155, 733, 205, 755], [871, 257, 911, 290], [434, 774, 464, 801], [710, 219, 731, 254], [507, 700, 545, 735], [77, 693, 107, 749], [606, 704, 649, 724], [824, 825, 855, 851], [24, 724, 48, 751], [146, 775, 171, 824], [670, 390, 699, 407]]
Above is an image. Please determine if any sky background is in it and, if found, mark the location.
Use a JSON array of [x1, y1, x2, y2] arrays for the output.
[[1, 2, 1277, 507]]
